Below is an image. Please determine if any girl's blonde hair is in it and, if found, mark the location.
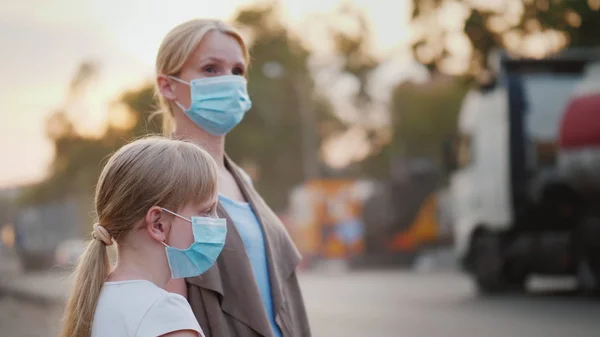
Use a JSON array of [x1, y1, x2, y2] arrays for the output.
[[59, 136, 218, 337], [154, 19, 250, 135]]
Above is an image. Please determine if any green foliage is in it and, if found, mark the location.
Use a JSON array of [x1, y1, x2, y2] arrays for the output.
[[226, 3, 344, 210], [358, 76, 472, 179], [329, 3, 379, 109], [18, 72, 162, 206], [19, 3, 353, 212], [391, 76, 471, 159], [358, 0, 600, 181], [411, 0, 600, 77], [21, 1, 483, 213]]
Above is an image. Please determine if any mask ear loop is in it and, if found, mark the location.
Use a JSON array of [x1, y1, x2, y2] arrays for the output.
[[168, 76, 190, 86], [161, 208, 192, 222], [160, 208, 192, 248], [166, 76, 192, 111], [174, 101, 188, 112]]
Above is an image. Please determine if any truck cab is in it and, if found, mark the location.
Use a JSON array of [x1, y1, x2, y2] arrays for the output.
[[448, 49, 600, 294]]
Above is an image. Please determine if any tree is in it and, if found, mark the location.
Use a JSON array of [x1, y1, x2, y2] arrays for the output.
[[21, 3, 345, 213], [19, 66, 162, 206], [301, 3, 385, 177], [411, 0, 600, 78], [355, 75, 471, 180], [390, 76, 470, 159], [327, 3, 379, 112], [228, 3, 343, 210]]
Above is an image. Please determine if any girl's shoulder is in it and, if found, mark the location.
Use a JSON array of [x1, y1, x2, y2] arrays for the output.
[[101, 279, 167, 302], [92, 280, 167, 336], [135, 286, 203, 337], [94, 280, 202, 337]]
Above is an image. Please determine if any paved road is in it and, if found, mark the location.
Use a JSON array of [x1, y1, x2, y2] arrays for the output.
[[2, 270, 600, 337], [301, 270, 600, 337], [0, 296, 62, 337]]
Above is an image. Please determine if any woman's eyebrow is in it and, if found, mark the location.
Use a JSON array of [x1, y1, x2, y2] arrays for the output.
[[198, 56, 224, 64]]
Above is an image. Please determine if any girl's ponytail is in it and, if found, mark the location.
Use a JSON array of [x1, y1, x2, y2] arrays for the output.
[[59, 234, 110, 337]]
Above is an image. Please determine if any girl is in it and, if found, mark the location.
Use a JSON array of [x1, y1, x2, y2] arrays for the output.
[[59, 136, 223, 337]]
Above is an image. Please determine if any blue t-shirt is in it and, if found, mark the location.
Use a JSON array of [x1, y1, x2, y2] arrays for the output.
[[219, 194, 282, 337]]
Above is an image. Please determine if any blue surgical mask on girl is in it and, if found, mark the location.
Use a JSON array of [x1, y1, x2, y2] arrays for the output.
[[170, 75, 252, 136], [160, 208, 227, 279]]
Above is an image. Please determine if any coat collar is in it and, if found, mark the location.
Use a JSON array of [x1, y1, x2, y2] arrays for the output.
[[187, 155, 301, 337]]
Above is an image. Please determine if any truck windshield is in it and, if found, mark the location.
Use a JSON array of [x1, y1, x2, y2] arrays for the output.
[[520, 73, 584, 169]]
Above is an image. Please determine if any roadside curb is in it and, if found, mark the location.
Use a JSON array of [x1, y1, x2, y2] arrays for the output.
[[0, 281, 63, 306], [0, 272, 71, 306]]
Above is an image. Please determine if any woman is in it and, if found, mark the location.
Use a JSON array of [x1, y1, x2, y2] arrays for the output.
[[155, 19, 311, 337], [60, 137, 222, 337]]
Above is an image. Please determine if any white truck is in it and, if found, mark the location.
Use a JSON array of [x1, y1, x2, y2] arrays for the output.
[[448, 49, 600, 294]]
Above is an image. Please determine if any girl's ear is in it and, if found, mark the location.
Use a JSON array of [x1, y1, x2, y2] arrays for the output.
[[145, 206, 169, 243]]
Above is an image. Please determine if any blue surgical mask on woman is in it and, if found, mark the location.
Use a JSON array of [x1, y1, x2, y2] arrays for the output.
[[170, 75, 252, 136], [160, 208, 227, 279]]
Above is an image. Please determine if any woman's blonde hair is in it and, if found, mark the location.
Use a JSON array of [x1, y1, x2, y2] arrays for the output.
[[59, 136, 218, 337], [155, 19, 250, 135]]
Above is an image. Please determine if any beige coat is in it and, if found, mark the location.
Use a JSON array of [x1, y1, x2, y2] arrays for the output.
[[186, 156, 311, 337]]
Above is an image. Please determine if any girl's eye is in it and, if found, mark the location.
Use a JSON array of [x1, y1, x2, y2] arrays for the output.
[[232, 67, 245, 76]]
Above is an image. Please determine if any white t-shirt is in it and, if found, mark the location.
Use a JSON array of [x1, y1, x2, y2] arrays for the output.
[[91, 280, 204, 337]]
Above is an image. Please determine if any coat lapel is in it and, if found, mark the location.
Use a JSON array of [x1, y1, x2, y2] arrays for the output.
[[186, 155, 302, 337], [225, 157, 302, 325], [187, 195, 273, 336]]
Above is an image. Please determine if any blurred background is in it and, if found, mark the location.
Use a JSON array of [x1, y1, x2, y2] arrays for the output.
[[1, 0, 600, 336]]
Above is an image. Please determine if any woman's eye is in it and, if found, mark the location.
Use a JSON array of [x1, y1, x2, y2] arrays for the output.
[[203, 65, 217, 73]]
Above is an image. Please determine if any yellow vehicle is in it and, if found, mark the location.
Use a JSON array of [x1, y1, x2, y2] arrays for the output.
[[354, 158, 447, 268], [287, 179, 374, 267], [286, 158, 449, 269]]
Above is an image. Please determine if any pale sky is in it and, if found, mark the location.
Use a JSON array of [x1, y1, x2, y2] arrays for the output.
[[0, 0, 414, 188]]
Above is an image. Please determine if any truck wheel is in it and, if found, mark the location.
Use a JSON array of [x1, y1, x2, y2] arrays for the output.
[[502, 269, 527, 292], [472, 234, 507, 294], [474, 260, 505, 294], [577, 257, 600, 296], [576, 216, 600, 296]]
